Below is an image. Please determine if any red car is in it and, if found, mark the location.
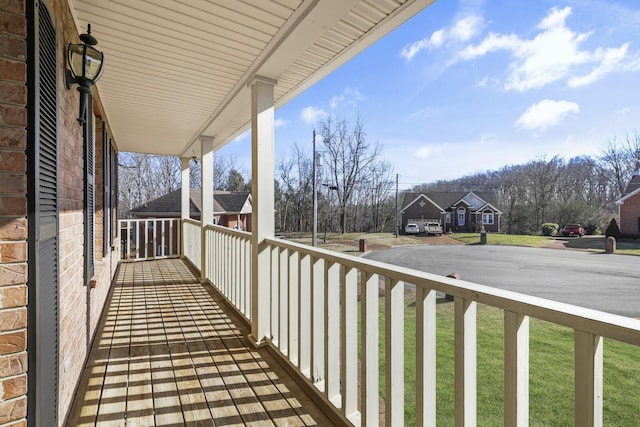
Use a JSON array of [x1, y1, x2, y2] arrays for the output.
[[561, 224, 584, 237]]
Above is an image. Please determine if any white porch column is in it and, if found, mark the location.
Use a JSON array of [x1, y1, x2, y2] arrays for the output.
[[180, 157, 190, 257], [249, 75, 276, 347], [180, 157, 190, 220], [200, 136, 214, 283]]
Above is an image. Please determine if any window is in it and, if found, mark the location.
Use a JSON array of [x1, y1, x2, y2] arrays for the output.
[[457, 208, 466, 226], [482, 210, 494, 225], [445, 213, 451, 223]]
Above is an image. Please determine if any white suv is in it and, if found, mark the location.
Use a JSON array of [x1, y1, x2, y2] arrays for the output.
[[404, 223, 419, 234]]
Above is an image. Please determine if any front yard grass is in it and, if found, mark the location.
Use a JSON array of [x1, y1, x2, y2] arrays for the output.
[[451, 232, 640, 255], [374, 299, 640, 426], [616, 240, 640, 256], [449, 232, 552, 247]]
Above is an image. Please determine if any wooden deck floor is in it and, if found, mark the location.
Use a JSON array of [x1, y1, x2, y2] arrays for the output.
[[67, 258, 333, 426]]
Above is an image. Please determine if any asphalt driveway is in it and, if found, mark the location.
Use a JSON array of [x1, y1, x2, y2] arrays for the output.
[[364, 245, 640, 317]]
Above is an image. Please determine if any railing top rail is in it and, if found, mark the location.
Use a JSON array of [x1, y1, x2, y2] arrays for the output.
[[183, 218, 201, 227], [119, 217, 181, 223], [265, 236, 640, 346], [204, 223, 251, 239]]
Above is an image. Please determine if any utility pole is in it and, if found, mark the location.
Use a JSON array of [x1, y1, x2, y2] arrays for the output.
[[312, 129, 318, 246], [395, 173, 398, 237]]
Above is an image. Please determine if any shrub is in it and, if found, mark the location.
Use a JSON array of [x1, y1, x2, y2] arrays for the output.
[[584, 224, 599, 235], [541, 223, 559, 236], [605, 218, 621, 239]]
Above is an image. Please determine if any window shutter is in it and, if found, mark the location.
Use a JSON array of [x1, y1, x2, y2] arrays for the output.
[[103, 126, 110, 255], [111, 143, 118, 244], [84, 110, 95, 283], [28, 2, 59, 424]]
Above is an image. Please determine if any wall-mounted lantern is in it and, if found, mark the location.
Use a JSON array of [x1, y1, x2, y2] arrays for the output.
[[65, 24, 104, 125]]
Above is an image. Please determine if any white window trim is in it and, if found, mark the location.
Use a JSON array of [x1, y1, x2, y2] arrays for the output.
[[457, 208, 466, 226], [482, 211, 494, 225]]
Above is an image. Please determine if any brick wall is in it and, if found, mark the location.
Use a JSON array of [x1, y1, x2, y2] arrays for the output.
[[0, 0, 120, 425], [50, 1, 119, 424], [620, 195, 640, 236], [0, 0, 28, 425]]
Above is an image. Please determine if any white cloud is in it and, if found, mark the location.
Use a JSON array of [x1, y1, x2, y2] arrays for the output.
[[451, 15, 484, 42], [408, 106, 444, 120], [401, 15, 483, 61], [568, 43, 629, 87], [301, 106, 327, 124], [329, 87, 364, 109], [274, 118, 287, 128], [476, 75, 489, 88], [516, 99, 579, 133], [416, 146, 434, 159], [459, 6, 632, 91]]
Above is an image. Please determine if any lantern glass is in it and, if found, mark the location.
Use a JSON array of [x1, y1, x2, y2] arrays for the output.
[[68, 43, 104, 82]]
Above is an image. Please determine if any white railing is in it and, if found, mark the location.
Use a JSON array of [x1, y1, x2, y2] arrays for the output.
[[119, 218, 181, 261], [261, 237, 640, 427], [183, 219, 202, 271], [204, 224, 252, 320], [180, 223, 640, 426]]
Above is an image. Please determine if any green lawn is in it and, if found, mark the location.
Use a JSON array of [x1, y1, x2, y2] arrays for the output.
[[449, 232, 552, 247], [373, 299, 640, 426], [616, 241, 640, 256]]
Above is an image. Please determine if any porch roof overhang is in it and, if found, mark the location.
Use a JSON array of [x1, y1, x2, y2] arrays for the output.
[[69, 0, 435, 158]]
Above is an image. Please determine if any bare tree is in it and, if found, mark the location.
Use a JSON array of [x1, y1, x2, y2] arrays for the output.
[[188, 152, 247, 190], [600, 137, 631, 197], [118, 153, 180, 216], [119, 151, 248, 218], [362, 160, 395, 232], [319, 116, 382, 233], [277, 144, 313, 232]]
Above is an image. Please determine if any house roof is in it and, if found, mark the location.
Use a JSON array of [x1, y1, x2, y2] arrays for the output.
[[401, 191, 501, 213], [129, 189, 251, 216], [616, 174, 640, 204], [72, 1, 436, 158]]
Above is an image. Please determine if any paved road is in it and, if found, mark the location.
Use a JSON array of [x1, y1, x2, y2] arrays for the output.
[[365, 245, 640, 317]]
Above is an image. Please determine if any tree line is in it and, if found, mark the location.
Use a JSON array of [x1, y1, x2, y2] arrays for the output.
[[118, 119, 640, 236], [118, 152, 250, 217], [276, 116, 395, 234], [413, 134, 640, 234]]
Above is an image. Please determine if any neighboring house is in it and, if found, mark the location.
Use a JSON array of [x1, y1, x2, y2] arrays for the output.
[[129, 189, 252, 231], [615, 172, 640, 236], [401, 191, 502, 233]]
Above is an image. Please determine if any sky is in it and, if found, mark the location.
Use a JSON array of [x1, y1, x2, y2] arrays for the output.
[[218, 0, 640, 190]]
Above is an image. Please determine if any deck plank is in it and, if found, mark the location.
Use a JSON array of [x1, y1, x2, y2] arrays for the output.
[[67, 259, 332, 426]]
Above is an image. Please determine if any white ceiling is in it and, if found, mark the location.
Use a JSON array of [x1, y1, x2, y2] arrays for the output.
[[70, 0, 436, 158]]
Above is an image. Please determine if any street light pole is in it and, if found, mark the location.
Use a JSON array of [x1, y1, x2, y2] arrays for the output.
[[312, 130, 318, 246]]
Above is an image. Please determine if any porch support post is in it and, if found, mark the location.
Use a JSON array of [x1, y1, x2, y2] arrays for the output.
[[200, 136, 214, 283], [180, 157, 190, 257], [180, 158, 190, 220], [249, 75, 276, 347]]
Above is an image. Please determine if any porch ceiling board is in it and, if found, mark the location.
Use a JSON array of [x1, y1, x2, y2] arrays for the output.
[[70, 0, 435, 157]]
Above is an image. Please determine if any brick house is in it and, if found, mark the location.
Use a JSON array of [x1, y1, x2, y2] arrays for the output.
[[615, 172, 640, 237], [129, 188, 252, 231], [1, 1, 440, 425], [401, 191, 502, 233]]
